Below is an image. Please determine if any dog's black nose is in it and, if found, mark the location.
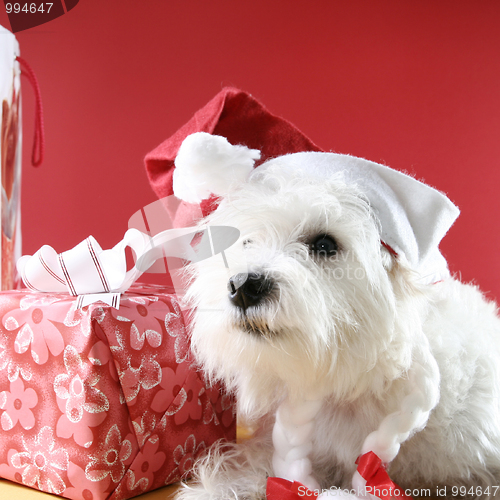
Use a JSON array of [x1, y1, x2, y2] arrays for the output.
[[228, 272, 273, 310]]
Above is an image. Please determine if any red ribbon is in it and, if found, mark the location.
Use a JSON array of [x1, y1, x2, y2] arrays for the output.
[[16, 56, 45, 167], [266, 452, 411, 500], [266, 477, 318, 499], [356, 452, 412, 500]]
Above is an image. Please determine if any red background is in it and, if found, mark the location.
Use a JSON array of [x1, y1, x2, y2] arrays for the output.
[[1, 0, 499, 300]]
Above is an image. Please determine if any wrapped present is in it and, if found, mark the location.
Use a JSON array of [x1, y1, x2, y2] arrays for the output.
[[0, 283, 236, 499]]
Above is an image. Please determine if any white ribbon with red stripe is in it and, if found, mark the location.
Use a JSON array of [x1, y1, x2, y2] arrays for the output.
[[16, 227, 208, 309], [17, 229, 149, 308]]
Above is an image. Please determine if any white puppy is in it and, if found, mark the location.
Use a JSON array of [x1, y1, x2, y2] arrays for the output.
[[172, 133, 500, 500]]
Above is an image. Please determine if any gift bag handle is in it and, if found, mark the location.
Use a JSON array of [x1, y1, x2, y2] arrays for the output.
[[16, 56, 45, 167]]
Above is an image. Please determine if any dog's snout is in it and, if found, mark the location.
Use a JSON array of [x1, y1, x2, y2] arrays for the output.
[[228, 272, 273, 310]]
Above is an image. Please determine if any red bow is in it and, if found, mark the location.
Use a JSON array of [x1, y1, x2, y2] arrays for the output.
[[356, 452, 412, 500], [266, 452, 411, 500], [266, 477, 318, 499]]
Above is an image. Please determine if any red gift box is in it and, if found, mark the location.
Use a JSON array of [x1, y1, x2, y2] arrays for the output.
[[0, 284, 236, 499]]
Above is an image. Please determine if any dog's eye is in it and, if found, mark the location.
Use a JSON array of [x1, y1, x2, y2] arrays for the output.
[[310, 235, 338, 257]]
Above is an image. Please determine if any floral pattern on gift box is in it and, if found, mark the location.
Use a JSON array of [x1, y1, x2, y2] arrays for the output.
[[3, 294, 65, 364], [88, 321, 120, 384], [53, 344, 110, 448], [114, 296, 167, 351], [0, 448, 24, 484], [0, 376, 38, 430], [0, 327, 33, 381], [54, 345, 110, 422], [172, 370, 205, 425], [55, 395, 107, 449], [205, 386, 236, 428], [218, 393, 236, 428], [151, 363, 190, 415], [151, 362, 210, 425], [165, 434, 206, 485], [91, 306, 107, 325], [89, 338, 115, 369], [124, 434, 166, 494], [165, 299, 190, 363], [85, 424, 132, 484], [118, 350, 162, 404], [132, 410, 157, 448], [64, 461, 112, 500], [105, 309, 164, 405], [10, 426, 69, 495], [17, 293, 62, 310]]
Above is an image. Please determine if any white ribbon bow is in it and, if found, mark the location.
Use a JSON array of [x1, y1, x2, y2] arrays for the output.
[[17, 226, 240, 309]]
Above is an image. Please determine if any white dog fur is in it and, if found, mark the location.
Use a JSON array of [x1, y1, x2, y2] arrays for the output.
[[173, 136, 500, 499]]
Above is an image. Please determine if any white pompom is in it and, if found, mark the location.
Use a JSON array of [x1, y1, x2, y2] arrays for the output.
[[173, 132, 261, 203]]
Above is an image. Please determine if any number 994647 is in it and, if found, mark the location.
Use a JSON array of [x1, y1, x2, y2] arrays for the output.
[[5, 3, 53, 14]]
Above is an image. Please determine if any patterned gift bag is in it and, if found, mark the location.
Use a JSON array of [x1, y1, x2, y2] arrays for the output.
[[0, 25, 22, 291]]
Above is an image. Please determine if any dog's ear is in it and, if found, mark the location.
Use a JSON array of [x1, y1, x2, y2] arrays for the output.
[[173, 132, 261, 204]]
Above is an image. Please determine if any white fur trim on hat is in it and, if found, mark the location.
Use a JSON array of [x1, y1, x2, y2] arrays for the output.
[[173, 132, 261, 204], [258, 152, 459, 282]]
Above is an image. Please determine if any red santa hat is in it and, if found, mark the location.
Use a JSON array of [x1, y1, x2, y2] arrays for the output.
[[144, 87, 322, 228]]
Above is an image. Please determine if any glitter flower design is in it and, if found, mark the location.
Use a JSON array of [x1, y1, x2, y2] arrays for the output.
[[10, 426, 69, 495], [0, 449, 24, 484], [216, 392, 236, 427], [62, 300, 85, 328], [125, 435, 166, 493], [0, 328, 32, 382], [55, 395, 107, 448], [85, 424, 132, 483], [115, 297, 168, 351], [63, 461, 111, 500], [118, 351, 162, 403], [151, 363, 191, 417], [151, 364, 206, 425], [172, 370, 204, 425], [132, 410, 157, 448], [54, 345, 109, 424], [0, 377, 38, 430], [205, 385, 236, 427], [17, 293, 62, 310], [165, 434, 206, 484], [3, 295, 65, 364], [165, 299, 190, 363], [88, 320, 120, 382], [88, 339, 113, 366]]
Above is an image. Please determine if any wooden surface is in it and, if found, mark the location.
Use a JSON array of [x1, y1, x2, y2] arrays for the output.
[[0, 477, 181, 499]]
